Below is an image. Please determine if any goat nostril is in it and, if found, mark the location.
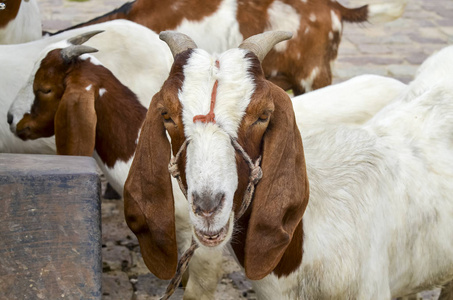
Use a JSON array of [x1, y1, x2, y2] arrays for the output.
[[192, 192, 225, 217], [7, 113, 13, 125]]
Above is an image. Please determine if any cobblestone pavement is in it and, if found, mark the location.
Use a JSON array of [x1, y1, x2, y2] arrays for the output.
[[35, 0, 453, 299]]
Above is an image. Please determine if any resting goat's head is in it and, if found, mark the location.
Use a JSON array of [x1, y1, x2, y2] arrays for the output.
[[8, 31, 102, 146], [125, 31, 309, 280]]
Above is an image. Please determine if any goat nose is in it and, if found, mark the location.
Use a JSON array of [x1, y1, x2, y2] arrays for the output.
[[192, 192, 225, 217], [7, 113, 13, 125]]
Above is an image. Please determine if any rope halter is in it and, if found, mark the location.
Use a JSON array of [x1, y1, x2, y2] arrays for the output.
[[161, 136, 262, 300]]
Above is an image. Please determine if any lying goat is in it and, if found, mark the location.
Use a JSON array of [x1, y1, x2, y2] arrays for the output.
[[124, 31, 453, 299], [54, 0, 405, 95], [0, 0, 41, 44], [7, 34, 224, 300], [5, 20, 172, 155]]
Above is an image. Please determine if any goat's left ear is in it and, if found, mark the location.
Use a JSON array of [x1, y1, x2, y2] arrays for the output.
[[244, 84, 309, 280], [55, 86, 97, 156]]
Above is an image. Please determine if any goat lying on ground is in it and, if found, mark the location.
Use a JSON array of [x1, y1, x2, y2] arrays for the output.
[[4, 20, 171, 155], [54, 0, 405, 95], [7, 34, 225, 300], [0, 0, 41, 44], [124, 31, 453, 299]]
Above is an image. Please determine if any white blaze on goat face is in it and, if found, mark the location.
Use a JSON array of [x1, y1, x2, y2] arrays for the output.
[[8, 40, 71, 131], [178, 48, 255, 247]]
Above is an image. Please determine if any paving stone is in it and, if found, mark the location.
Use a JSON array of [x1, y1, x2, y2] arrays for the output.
[[102, 271, 134, 300], [102, 245, 132, 272]]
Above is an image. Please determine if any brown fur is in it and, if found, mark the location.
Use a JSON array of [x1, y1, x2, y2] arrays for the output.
[[56, 0, 374, 95], [124, 50, 192, 280], [64, 0, 223, 33], [0, 0, 21, 28], [237, 63, 309, 279]]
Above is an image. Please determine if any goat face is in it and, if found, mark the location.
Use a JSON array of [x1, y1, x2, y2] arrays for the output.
[[8, 32, 101, 155], [125, 31, 309, 281], [13, 49, 68, 141]]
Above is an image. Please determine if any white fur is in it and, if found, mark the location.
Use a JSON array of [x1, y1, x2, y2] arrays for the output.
[[309, 13, 317, 23], [99, 88, 107, 97], [179, 48, 255, 239], [265, 1, 300, 52], [293, 74, 406, 128], [330, 10, 342, 32], [0, 0, 41, 44], [300, 67, 319, 92], [174, 0, 243, 54]]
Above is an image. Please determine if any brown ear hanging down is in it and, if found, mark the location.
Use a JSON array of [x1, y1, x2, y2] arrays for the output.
[[123, 94, 178, 280], [54, 43, 101, 156], [55, 86, 97, 156], [244, 85, 309, 280]]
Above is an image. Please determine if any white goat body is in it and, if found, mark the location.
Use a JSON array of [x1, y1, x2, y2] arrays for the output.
[[3, 20, 172, 154], [0, 0, 42, 44], [292, 74, 406, 128], [250, 48, 453, 299]]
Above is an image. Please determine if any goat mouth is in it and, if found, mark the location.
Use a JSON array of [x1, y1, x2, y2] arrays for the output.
[[194, 221, 230, 247], [16, 126, 32, 140]]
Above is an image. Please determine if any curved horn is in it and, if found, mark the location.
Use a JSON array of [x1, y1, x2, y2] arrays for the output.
[[61, 45, 99, 63], [238, 31, 293, 62], [67, 30, 104, 45], [159, 31, 198, 58]]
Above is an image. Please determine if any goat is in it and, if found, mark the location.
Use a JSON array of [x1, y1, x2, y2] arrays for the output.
[[0, 0, 41, 44], [54, 0, 406, 95], [6, 35, 224, 300], [8, 32, 410, 300], [124, 31, 453, 299], [4, 20, 172, 155]]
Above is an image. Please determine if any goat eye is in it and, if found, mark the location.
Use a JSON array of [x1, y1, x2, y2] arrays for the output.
[[161, 111, 172, 122], [40, 89, 52, 94], [255, 113, 270, 124]]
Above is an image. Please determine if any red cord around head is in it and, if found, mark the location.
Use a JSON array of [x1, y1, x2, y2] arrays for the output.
[[193, 60, 220, 124]]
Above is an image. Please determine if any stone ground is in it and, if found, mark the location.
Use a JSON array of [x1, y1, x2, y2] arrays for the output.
[[35, 0, 453, 299]]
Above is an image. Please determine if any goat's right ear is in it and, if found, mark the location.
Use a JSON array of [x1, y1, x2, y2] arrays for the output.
[[123, 94, 177, 280], [55, 86, 97, 156]]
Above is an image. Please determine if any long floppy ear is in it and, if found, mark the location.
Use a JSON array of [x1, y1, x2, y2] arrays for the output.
[[123, 94, 177, 280], [54, 86, 97, 156], [244, 86, 309, 280]]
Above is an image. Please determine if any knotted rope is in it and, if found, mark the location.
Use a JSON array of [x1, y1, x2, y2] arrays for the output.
[[160, 137, 262, 300]]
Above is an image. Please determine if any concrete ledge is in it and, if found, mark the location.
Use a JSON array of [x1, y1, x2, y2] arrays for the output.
[[0, 154, 101, 300]]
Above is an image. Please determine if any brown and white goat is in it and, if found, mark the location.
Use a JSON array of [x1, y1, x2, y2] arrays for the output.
[[56, 0, 405, 95], [125, 31, 453, 299], [0, 0, 41, 44], [10, 37, 224, 300]]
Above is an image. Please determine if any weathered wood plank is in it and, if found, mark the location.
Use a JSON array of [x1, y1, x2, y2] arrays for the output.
[[0, 154, 101, 300]]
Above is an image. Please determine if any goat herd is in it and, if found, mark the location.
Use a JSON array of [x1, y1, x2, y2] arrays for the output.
[[2, 0, 453, 299]]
